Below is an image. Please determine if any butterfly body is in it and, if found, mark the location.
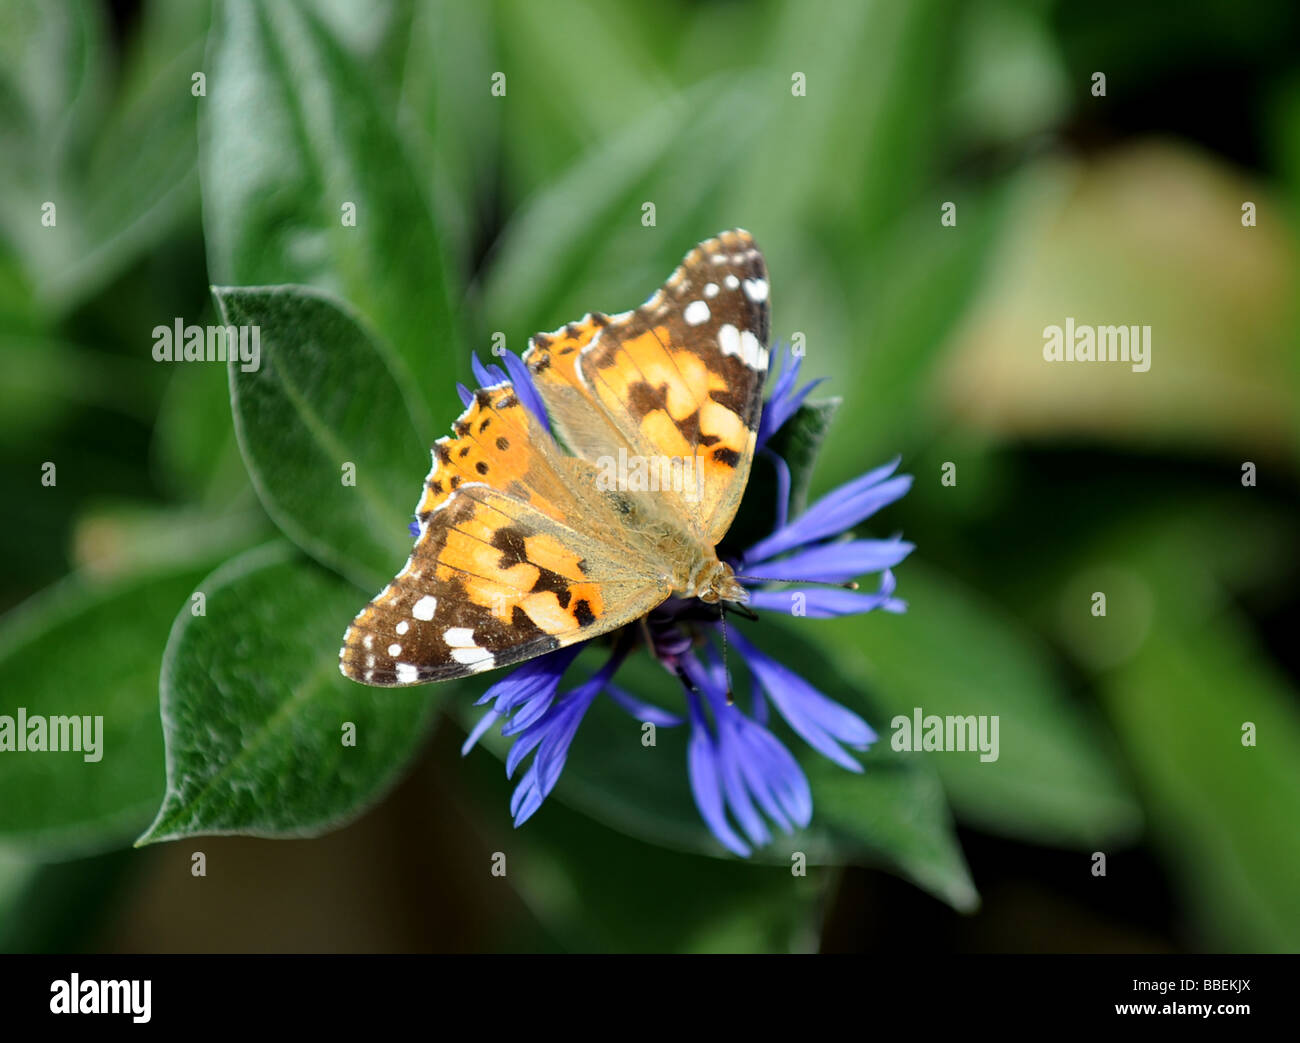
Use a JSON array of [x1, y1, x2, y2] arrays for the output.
[[340, 229, 769, 686]]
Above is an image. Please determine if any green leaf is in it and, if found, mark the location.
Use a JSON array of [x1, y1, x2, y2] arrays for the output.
[[138, 543, 443, 845], [44, 0, 210, 308], [69, 501, 266, 580], [0, 563, 213, 857], [0, 0, 211, 313], [1094, 534, 1300, 952], [397, 0, 500, 270], [464, 616, 977, 912], [152, 357, 251, 504], [821, 562, 1142, 848], [216, 285, 430, 591], [731, 0, 955, 248], [0, 852, 41, 949], [492, 0, 673, 198], [479, 71, 767, 345], [837, 186, 1007, 465], [459, 749, 831, 952], [0, 0, 107, 307], [201, 0, 460, 410]]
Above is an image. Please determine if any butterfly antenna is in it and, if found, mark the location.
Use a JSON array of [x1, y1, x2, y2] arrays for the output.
[[719, 604, 735, 706], [734, 575, 859, 590]]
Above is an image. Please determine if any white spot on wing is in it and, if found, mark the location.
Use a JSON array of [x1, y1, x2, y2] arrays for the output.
[[412, 595, 437, 621], [395, 620, 409, 636], [719, 324, 767, 371], [704, 283, 719, 298], [683, 300, 710, 325], [740, 330, 769, 370], [718, 324, 741, 359], [444, 627, 476, 647], [388, 643, 402, 657], [395, 663, 419, 684], [743, 278, 768, 302], [724, 274, 739, 290], [451, 646, 494, 667]]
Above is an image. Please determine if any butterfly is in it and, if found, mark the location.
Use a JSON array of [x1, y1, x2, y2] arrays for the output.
[[339, 229, 770, 686]]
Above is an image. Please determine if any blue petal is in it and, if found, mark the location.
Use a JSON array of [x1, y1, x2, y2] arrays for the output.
[[748, 569, 907, 617], [743, 457, 904, 561], [742, 538, 913, 585], [746, 459, 911, 563], [733, 719, 812, 830], [499, 688, 558, 734], [756, 344, 826, 451], [461, 708, 501, 756], [703, 689, 772, 847], [498, 349, 553, 434], [408, 520, 421, 539], [730, 631, 875, 771], [758, 376, 824, 450], [456, 383, 474, 408], [507, 683, 597, 798], [477, 643, 583, 711], [502, 651, 620, 819], [605, 683, 686, 727], [760, 447, 792, 534], [470, 353, 508, 389], [511, 765, 545, 824], [505, 727, 546, 778], [685, 692, 751, 857], [695, 645, 809, 828], [532, 684, 601, 794]]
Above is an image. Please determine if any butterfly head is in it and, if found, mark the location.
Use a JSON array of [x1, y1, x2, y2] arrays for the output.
[[688, 556, 750, 607]]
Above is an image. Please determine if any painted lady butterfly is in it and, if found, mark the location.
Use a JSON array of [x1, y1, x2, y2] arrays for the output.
[[340, 229, 770, 686]]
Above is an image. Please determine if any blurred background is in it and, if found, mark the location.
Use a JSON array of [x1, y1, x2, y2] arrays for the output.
[[2, 0, 1299, 953]]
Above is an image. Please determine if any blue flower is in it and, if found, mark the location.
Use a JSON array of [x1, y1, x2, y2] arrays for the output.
[[459, 344, 913, 854]]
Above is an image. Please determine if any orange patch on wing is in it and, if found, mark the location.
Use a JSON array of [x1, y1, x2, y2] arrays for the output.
[[639, 411, 693, 459], [431, 503, 606, 632], [523, 316, 603, 390], [416, 386, 566, 523], [698, 398, 747, 448]]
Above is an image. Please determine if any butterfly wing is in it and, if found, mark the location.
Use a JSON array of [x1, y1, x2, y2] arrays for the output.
[[524, 229, 770, 545], [340, 384, 671, 686]]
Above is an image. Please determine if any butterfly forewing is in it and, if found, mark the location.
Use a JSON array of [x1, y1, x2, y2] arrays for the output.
[[526, 229, 770, 543]]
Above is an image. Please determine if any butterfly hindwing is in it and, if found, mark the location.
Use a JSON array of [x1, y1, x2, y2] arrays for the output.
[[341, 480, 671, 686]]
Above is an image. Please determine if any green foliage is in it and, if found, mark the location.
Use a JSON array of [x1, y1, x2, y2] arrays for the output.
[[217, 285, 430, 589], [0, 563, 215, 857], [821, 566, 1142, 848], [2, 0, 1299, 953], [139, 543, 442, 844], [201, 0, 460, 412]]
